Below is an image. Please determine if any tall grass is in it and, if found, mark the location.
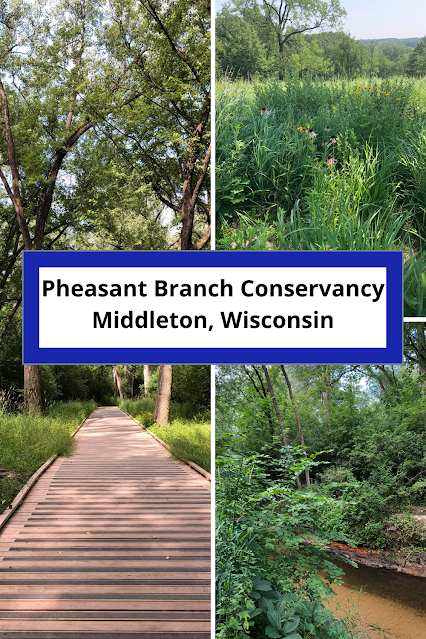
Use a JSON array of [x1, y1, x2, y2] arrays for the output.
[[119, 398, 211, 472], [216, 75, 426, 314], [0, 400, 96, 513]]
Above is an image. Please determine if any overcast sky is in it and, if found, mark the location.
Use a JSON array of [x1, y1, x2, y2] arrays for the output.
[[214, 0, 426, 40]]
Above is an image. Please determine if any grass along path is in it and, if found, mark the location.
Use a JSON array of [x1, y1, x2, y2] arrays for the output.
[[0, 400, 96, 514], [120, 398, 210, 472]]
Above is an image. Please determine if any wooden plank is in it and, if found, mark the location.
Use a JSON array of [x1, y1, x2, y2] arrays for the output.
[[0, 560, 210, 569], [0, 407, 211, 635], [0, 583, 210, 599], [0, 541, 210, 548], [0, 456, 58, 532], [1, 550, 210, 557], [0, 620, 211, 631], [0, 600, 210, 611]]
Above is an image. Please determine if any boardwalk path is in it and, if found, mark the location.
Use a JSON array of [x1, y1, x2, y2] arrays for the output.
[[0, 408, 211, 638]]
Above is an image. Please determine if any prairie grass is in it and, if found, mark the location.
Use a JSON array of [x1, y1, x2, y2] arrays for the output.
[[0, 400, 96, 513], [150, 421, 210, 472], [120, 398, 211, 472], [216, 75, 426, 315]]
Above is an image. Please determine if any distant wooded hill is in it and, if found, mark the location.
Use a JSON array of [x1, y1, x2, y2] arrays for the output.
[[360, 38, 420, 48]]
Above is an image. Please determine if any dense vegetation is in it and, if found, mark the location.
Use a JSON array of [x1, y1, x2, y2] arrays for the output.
[[216, 323, 426, 638], [121, 396, 210, 471], [216, 1, 425, 80], [119, 364, 211, 471], [0, 364, 211, 511], [0, 400, 96, 513], [0, 0, 210, 413], [216, 74, 426, 315]]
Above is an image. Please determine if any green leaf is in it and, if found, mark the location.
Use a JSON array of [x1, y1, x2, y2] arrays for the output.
[[283, 617, 300, 634], [255, 580, 273, 591], [267, 610, 282, 629], [265, 626, 282, 638]]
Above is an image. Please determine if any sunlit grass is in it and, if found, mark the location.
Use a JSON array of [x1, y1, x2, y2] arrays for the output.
[[120, 398, 211, 472], [216, 75, 426, 315], [150, 421, 210, 472], [0, 400, 96, 513]]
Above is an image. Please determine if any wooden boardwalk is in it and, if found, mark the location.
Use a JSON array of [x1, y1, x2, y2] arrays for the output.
[[0, 408, 211, 638]]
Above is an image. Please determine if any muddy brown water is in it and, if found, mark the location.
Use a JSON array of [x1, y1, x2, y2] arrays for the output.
[[328, 560, 426, 638]]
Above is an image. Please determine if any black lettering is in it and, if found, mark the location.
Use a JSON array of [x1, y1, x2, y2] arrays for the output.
[[94, 312, 111, 328], [256, 283, 268, 297], [261, 315, 272, 328], [156, 281, 168, 296], [57, 279, 69, 296], [110, 284, 121, 297], [347, 284, 359, 296], [71, 283, 83, 297], [241, 280, 253, 297], [221, 311, 242, 328], [288, 315, 300, 328], [43, 280, 54, 296], [124, 283, 137, 296], [85, 284, 97, 296]]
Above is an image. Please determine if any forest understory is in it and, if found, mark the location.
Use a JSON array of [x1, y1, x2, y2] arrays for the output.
[[216, 324, 426, 639]]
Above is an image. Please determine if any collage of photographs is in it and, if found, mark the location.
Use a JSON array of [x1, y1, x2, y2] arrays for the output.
[[0, 0, 425, 638]]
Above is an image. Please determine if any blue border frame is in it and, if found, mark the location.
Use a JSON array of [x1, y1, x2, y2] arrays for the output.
[[23, 250, 403, 364]]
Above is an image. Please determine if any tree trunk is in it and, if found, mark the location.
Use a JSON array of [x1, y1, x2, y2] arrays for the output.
[[113, 366, 125, 400], [143, 365, 150, 395], [152, 365, 172, 425], [262, 365, 302, 490], [24, 365, 42, 415], [280, 365, 310, 486], [321, 366, 332, 443], [417, 323, 426, 396]]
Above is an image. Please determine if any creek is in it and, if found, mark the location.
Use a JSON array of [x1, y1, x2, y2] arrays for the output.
[[329, 560, 426, 638]]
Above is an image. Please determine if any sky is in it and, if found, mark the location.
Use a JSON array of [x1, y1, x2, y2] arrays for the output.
[[214, 0, 426, 40]]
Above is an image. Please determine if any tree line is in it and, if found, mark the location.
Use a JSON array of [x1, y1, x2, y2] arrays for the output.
[[217, 0, 426, 79]]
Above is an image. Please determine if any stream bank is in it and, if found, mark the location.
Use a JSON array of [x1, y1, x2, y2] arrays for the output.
[[328, 541, 426, 577]]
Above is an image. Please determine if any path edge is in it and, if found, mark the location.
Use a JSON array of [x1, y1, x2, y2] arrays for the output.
[[122, 410, 211, 482], [0, 413, 90, 532]]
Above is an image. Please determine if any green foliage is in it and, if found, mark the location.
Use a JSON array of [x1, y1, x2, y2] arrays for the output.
[[120, 398, 210, 471], [216, 450, 354, 639], [386, 512, 426, 550], [150, 421, 210, 472], [0, 400, 96, 513], [408, 36, 426, 77], [138, 365, 210, 414], [216, 3, 416, 80], [216, 358, 426, 556], [216, 76, 426, 314], [0, 0, 210, 350], [170, 366, 211, 408]]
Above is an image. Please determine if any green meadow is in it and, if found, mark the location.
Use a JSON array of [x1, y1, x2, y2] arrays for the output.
[[216, 75, 426, 315]]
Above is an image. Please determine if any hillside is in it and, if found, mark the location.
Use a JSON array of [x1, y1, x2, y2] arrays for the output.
[[360, 37, 420, 48]]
